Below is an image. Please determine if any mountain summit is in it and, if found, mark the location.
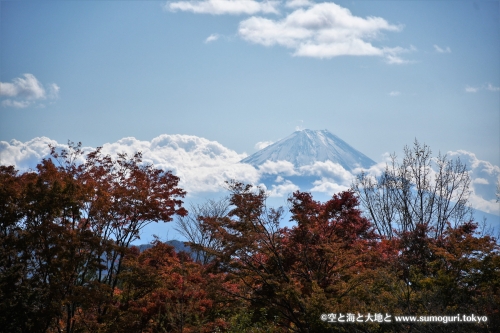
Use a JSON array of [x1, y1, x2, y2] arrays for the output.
[[241, 129, 375, 171]]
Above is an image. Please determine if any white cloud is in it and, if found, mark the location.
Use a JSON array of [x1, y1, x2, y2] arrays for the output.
[[473, 178, 489, 185], [0, 74, 45, 99], [354, 150, 500, 216], [310, 178, 350, 195], [257, 160, 298, 176], [440, 151, 500, 215], [0, 74, 60, 108], [167, 0, 280, 15], [0, 134, 260, 195], [299, 161, 353, 185], [205, 33, 220, 43], [389, 91, 400, 96], [448, 150, 500, 177], [238, 2, 408, 62], [166, 1, 411, 62], [468, 190, 500, 216], [353, 152, 392, 178], [433, 44, 451, 53], [268, 179, 300, 197], [255, 140, 274, 150], [299, 161, 354, 195], [0, 137, 72, 170], [101, 135, 261, 194]]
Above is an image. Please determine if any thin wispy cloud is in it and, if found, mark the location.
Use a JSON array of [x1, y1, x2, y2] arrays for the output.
[[1, 100, 31, 108], [0, 74, 60, 109], [465, 86, 479, 93], [389, 91, 401, 96], [166, 0, 280, 15], [48, 83, 60, 99], [295, 119, 304, 131], [383, 45, 416, 64], [487, 83, 500, 92], [434, 44, 451, 53], [465, 83, 500, 93], [384, 53, 411, 65]]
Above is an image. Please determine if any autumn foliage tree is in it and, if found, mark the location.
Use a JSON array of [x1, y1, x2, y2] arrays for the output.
[[1, 140, 499, 333], [192, 182, 395, 332], [0, 142, 187, 332], [185, 181, 500, 333], [82, 240, 232, 333], [386, 222, 500, 332]]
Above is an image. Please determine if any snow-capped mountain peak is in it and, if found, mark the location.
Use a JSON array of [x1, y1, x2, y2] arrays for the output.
[[241, 129, 375, 171]]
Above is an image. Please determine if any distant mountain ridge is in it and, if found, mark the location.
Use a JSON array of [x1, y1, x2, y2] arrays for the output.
[[137, 240, 192, 254], [241, 129, 375, 171]]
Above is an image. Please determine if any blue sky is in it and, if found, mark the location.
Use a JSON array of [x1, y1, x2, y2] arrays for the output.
[[1, 0, 498, 163], [1, 0, 499, 241]]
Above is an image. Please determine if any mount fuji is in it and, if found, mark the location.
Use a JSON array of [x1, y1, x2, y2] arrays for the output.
[[241, 129, 375, 171]]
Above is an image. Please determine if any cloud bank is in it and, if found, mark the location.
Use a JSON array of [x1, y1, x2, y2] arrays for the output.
[[98, 135, 261, 194], [0, 136, 255, 194], [447, 150, 500, 215], [1, 135, 498, 215], [0, 74, 60, 109]]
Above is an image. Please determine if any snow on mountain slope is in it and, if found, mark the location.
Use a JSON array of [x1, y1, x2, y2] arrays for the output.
[[241, 129, 375, 171]]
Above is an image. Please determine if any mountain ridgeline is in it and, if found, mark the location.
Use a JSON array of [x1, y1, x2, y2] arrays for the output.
[[241, 129, 375, 171]]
